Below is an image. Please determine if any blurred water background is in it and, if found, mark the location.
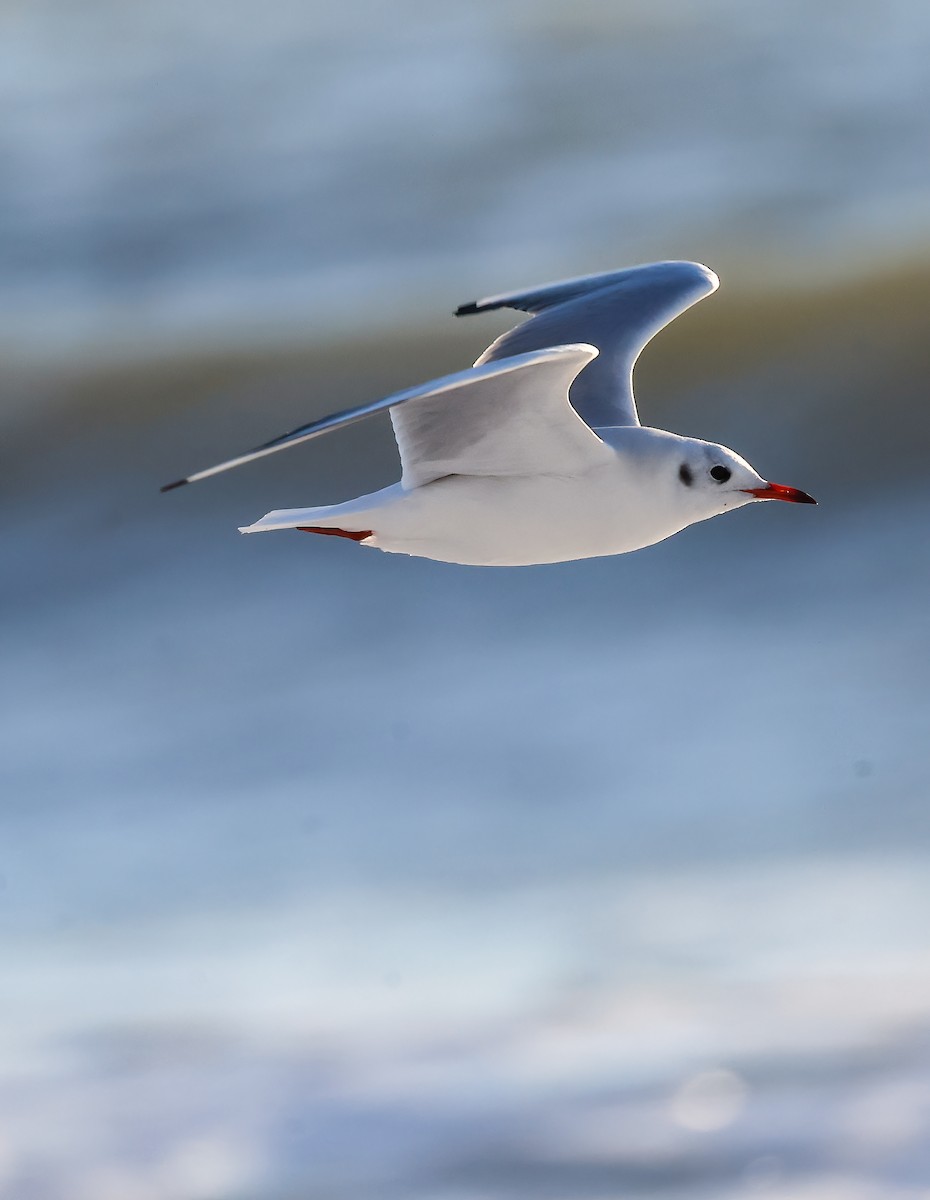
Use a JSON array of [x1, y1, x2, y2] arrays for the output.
[[3, 2, 930, 1197]]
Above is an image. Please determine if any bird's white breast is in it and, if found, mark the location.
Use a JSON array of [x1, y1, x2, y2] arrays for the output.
[[364, 460, 690, 566]]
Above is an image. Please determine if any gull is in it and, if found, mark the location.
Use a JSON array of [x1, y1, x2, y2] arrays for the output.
[[161, 261, 815, 566]]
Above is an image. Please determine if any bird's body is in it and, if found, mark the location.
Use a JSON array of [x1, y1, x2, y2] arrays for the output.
[[248, 464, 634, 567], [164, 261, 815, 564], [243, 427, 760, 566]]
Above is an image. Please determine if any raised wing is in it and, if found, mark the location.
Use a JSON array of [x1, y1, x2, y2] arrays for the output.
[[161, 345, 606, 493], [456, 260, 718, 429], [391, 343, 607, 488]]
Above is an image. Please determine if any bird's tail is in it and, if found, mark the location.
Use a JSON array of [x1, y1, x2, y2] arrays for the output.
[[238, 484, 400, 536]]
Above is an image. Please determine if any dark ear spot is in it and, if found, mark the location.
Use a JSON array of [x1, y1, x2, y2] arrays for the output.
[[679, 463, 693, 486]]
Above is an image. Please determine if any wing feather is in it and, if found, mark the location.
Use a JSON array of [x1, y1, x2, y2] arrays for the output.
[[390, 343, 606, 488]]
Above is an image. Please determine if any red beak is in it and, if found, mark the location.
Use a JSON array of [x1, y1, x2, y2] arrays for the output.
[[743, 481, 817, 504]]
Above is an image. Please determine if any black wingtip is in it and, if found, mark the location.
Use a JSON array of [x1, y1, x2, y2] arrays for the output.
[[160, 477, 189, 493], [454, 301, 480, 317]]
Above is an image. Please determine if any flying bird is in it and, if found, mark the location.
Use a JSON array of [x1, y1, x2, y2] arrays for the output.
[[162, 261, 815, 566]]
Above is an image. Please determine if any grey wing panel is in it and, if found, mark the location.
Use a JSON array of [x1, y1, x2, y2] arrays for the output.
[[460, 261, 718, 428], [454, 266, 650, 316]]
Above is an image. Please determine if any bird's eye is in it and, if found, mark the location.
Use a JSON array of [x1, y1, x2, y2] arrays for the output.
[[678, 463, 693, 486], [710, 465, 731, 482]]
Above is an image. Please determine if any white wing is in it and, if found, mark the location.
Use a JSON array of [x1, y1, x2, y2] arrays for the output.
[[162, 344, 607, 493], [456, 260, 718, 428], [390, 343, 607, 488]]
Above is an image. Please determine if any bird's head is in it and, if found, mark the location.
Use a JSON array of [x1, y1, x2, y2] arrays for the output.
[[673, 437, 816, 520]]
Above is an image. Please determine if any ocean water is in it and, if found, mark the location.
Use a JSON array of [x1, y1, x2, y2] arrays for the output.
[[3, 267, 930, 1196], [3, 0, 930, 360], [3, 2, 930, 1197]]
